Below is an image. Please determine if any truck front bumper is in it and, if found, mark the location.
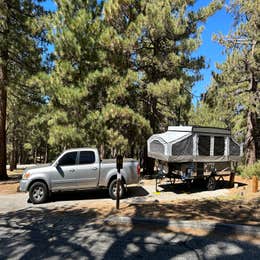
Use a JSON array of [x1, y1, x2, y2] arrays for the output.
[[19, 180, 29, 192]]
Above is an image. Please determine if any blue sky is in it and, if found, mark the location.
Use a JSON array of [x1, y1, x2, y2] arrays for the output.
[[192, 0, 233, 103], [41, 0, 233, 104]]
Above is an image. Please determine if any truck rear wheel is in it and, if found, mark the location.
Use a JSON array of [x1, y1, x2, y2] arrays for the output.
[[109, 179, 125, 200], [29, 181, 48, 204]]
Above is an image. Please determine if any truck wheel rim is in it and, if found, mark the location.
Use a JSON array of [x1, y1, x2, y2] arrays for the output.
[[33, 186, 44, 201], [112, 184, 121, 196]]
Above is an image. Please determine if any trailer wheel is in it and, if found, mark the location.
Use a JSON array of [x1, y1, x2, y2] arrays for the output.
[[207, 176, 216, 191]]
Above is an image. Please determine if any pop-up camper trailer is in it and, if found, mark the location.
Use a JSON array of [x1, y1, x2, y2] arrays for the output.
[[147, 126, 243, 190]]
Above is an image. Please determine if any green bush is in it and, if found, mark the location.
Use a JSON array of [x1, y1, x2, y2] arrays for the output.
[[238, 161, 260, 178]]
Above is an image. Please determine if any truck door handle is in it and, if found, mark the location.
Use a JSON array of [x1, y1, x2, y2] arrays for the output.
[[69, 169, 76, 173], [91, 167, 98, 170]]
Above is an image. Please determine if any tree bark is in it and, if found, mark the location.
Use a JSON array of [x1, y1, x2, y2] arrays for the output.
[[10, 148, 17, 171], [0, 1, 9, 180], [33, 149, 37, 164], [10, 127, 18, 171], [245, 111, 257, 165], [245, 40, 258, 165], [99, 144, 105, 160], [44, 143, 48, 163], [0, 61, 8, 180]]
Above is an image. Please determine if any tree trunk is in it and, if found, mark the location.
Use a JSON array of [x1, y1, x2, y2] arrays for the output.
[[33, 149, 37, 164], [0, 2, 9, 180], [10, 127, 18, 171], [142, 145, 154, 176], [99, 144, 105, 160], [0, 62, 8, 180], [10, 148, 17, 171], [130, 144, 135, 158], [44, 144, 48, 163], [245, 111, 257, 165], [245, 55, 258, 165]]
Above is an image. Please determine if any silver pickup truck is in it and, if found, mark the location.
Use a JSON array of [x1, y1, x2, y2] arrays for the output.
[[20, 148, 140, 204]]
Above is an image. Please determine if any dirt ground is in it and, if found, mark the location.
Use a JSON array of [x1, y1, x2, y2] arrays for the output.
[[73, 174, 260, 225], [0, 171, 21, 194], [0, 171, 259, 225]]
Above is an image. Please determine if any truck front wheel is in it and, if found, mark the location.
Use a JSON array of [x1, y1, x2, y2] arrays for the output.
[[109, 179, 125, 200], [29, 181, 49, 204]]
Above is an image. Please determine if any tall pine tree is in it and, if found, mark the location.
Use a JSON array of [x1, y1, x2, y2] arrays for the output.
[[0, 0, 47, 179], [36, 0, 222, 159], [102, 0, 222, 133], [38, 0, 107, 152], [201, 0, 259, 164]]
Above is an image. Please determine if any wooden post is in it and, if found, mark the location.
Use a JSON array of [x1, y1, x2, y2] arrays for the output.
[[252, 175, 258, 193], [229, 170, 235, 188], [229, 162, 236, 188]]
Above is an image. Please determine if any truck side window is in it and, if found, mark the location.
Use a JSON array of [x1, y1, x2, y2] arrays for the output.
[[59, 152, 77, 166], [79, 151, 95, 164]]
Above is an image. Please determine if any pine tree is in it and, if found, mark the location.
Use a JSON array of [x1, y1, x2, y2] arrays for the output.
[[189, 102, 228, 129], [38, 0, 106, 152], [41, 0, 151, 157], [99, 0, 222, 160], [37, 0, 222, 159], [103, 0, 222, 134], [7, 87, 48, 168], [205, 0, 260, 164], [0, 0, 47, 179]]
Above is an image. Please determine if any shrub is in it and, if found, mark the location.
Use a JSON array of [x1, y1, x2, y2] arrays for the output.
[[238, 161, 260, 179]]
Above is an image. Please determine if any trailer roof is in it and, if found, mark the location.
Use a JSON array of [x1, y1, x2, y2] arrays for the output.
[[167, 126, 231, 135], [154, 131, 191, 144], [150, 126, 231, 144]]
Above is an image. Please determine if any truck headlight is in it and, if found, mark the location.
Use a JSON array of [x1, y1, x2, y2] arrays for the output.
[[23, 172, 31, 179]]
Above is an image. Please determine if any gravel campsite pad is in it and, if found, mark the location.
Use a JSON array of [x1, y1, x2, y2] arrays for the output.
[[0, 172, 259, 226]]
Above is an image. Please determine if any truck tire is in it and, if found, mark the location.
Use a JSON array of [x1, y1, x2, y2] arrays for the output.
[[29, 181, 49, 204], [109, 179, 125, 200], [206, 176, 216, 191]]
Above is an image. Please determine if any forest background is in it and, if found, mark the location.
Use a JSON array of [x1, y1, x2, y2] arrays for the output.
[[0, 0, 259, 179]]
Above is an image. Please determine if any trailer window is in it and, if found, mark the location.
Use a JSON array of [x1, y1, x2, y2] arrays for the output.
[[214, 136, 225, 156], [150, 140, 164, 154], [172, 136, 193, 156], [198, 135, 210, 156], [230, 139, 240, 156]]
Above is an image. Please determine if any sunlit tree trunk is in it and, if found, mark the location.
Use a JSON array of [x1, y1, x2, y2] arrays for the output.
[[245, 111, 257, 165], [0, 56, 8, 180]]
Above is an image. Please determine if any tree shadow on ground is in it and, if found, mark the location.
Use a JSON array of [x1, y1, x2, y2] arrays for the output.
[[0, 206, 100, 259], [0, 200, 259, 259], [49, 186, 149, 203], [157, 179, 247, 194], [126, 197, 260, 225]]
